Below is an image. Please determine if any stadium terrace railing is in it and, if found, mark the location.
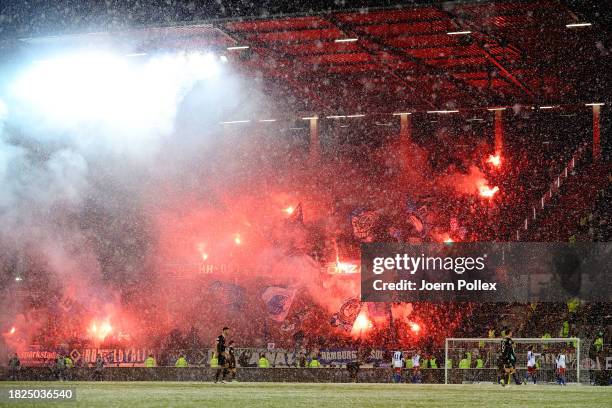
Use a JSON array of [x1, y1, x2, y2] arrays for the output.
[[515, 142, 589, 240]]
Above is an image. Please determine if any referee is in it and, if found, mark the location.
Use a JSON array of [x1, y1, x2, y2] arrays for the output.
[[214, 327, 230, 383]]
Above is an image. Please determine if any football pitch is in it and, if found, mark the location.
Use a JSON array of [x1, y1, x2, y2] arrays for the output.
[[1, 382, 611, 408]]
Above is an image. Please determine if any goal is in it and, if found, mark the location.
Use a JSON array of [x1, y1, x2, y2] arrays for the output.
[[444, 337, 581, 384]]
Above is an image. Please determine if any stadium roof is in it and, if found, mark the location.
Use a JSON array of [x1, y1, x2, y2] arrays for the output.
[[12, 0, 610, 114]]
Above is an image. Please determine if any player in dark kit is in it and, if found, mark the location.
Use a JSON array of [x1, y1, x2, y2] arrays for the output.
[[498, 328, 521, 386], [214, 327, 230, 383]]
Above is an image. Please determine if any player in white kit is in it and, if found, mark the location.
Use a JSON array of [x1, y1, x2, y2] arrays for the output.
[[524, 346, 541, 384], [392, 351, 405, 383], [555, 351, 567, 386]]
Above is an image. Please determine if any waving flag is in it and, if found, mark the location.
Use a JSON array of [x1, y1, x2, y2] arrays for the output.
[[209, 281, 245, 309], [333, 297, 361, 330], [261, 287, 296, 322], [350, 208, 378, 242], [406, 197, 431, 238]]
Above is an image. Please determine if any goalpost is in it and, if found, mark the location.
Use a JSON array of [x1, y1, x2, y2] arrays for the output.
[[444, 337, 581, 385]]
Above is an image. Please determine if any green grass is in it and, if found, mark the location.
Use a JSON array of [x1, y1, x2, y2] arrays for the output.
[[1, 382, 611, 408]]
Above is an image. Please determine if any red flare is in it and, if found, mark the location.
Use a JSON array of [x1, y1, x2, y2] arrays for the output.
[[478, 184, 500, 198], [487, 153, 501, 167], [350, 310, 372, 338], [88, 319, 113, 342], [196, 243, 208, 261]]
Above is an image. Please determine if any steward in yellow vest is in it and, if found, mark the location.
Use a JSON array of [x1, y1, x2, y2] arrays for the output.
[[144, 354, 157, 367], [308, 357, 321, 368], [258, 354, 270, 368], [175, 355, 188, 367]]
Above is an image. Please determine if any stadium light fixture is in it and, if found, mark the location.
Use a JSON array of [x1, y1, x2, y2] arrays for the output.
[[447, 31, 471, 35], [326, 115, 346, 119], [392, 112, 412, 115], [539, 106, 555, 109], [346, 114, 365, 118], [227, 46, 250, 50], [427, 110, 459, 114], [220, 120, 250, 124], [585, 103, 604, 106], [566, 23, 592, 28], [335, 38, 358, 43], [258, 119, 277, 122], [301, 116, 318, 120], [125, 53, 147, 57], [487, 107, 507, 111]]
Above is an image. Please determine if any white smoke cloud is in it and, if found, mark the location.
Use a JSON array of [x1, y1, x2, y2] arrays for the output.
[[0, 47, 271, 351], [7, 51, 223, 159]]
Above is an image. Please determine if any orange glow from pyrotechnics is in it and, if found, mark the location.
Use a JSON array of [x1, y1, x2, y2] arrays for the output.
[[284, 206, 295, 215], [487, 154, 501, 167], [88, 320, 113, 341], [196, 243, 209, 261], [351, 310, 373, 338], [437, 232, 454, 243], [9, 327, 16, 335], [234, 234, 242, 245], [409, 321, 421, 334], [479, 185, 500, 198]]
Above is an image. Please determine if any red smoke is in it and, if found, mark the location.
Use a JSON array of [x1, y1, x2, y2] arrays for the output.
[[1, 107, 504, 352], [444, 165, 500, 200]]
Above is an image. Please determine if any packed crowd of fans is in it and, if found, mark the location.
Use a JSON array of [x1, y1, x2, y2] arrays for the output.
[[5, 112, 609, 371]]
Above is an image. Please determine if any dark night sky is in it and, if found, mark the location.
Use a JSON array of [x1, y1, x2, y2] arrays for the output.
[[0, 0, 609, 40]]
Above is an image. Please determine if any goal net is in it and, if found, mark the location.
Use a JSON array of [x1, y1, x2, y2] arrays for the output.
[[444, 337, 581, 384]]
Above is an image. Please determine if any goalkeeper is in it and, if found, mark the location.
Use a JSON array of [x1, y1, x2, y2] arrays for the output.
[[498, 328, 521, 386]]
